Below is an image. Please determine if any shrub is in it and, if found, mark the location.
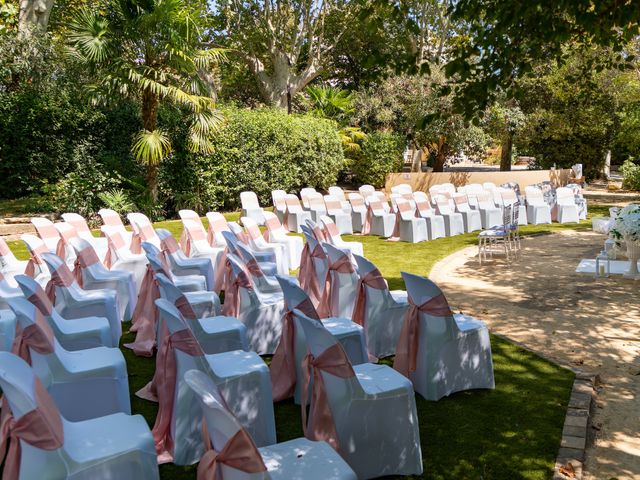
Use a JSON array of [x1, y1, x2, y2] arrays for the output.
[[161, 107, 345, 211], [621, 159, 640, 191], [351, 132, 405, 187]]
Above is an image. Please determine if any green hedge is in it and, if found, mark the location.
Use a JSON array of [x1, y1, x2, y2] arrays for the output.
[[161, 107, 345, 211], [351, 132, 405, 187]]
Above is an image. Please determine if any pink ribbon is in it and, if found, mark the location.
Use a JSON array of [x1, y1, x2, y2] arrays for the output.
[[322, 222, 339, 240], [221, 268, 252, 317], [393, 293, 453, 377], [208, 218, 228, 247], [129, 231, 142, 254], [181, 224, 207, 257], [301, 343, 355, 451], [0, 378, 64, 480], [27, 290, 54, 316], [361, 204, 373, 235], [103, 231, 127, 269], [244, 258, 264, 278], [263, 216, 282, 241], [351, 269, 388, 327], [11, 310, 55, 365], [102, 212, 124, 227], [0, 238, 12, 257], [72, 246, 101, 288], [174, 295, 197, 320], [44, 264, 75, 304], [324, 255, 355, 318], [213, 249, 229, 294], [270, 297, 319, 402], [24, 243, 48, 279], [152, 328, 205, 463], [197, 426, 267, 480], [297, 244, 328, 314]]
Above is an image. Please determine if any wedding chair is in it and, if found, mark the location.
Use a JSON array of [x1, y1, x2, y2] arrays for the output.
[[180, 219, 225, 271], [156, 229, 214, 290], [0, 237, 28, 279], [390, 183, 412, 195], [300, 187, 318, 210], [141, 241, 207, 291], [555, 187, 580, 223], [478, 205, 513, 263], [324, 195, 353, 234], [434, 196, 464, 236], [98, 208, 134, 245], [31, 217, 66, 261], [262, 211, 303, 270], [0, 352, 159, 480], [8, 297, 130, 422], [296, 312, 423, 479], [241, 216, 289, 275], [328, 186, 352, 212], [396, 272, 495, 400], [476, 191, 503, 228], [394, 198, 428, 243], [186, 369, 357, 480], [0, 307, 15, 351], [240, 190, 266, 225], [365, 200, 395, 237], [306, 192, 327, 223], [323, 243, 359, 318], [453, 193, 482, 232], [233, 242, 287, 295], [206, 211, 234, 248], [500, 188, 528, 225], [347, 193, 367, 233], [284, 195, 312, 233], [21, 234, 53, 286], [100, 226, 148, 291], [127, 212, 161, 250], [298, 225, 329, 313], [221, 230, 278, 277], [524, 186, 552, 224], [61, 212, 109, 258], [271, 189, 288, 223], [320, 216, 363, 257], [358, 184, 375, 198], [414, 193, 446, 240]]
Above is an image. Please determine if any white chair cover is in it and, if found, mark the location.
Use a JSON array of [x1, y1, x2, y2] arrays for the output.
[[262, 211, 303, 270], [241, 217, 289, 275], [320, 216, 363, 257], [395, 199, 428, 243], [414, 195, 446, 240], [452, 193, 483, 232], [285, 195, 312, 233], [524, 186, 552, 224], [240, 191, 266, 225], [476, 191, 503, 229], [61, 213, 109, 259], [434, 196, 464, 236], [555, 187, 580, 223], [324, 195, 353, 234]]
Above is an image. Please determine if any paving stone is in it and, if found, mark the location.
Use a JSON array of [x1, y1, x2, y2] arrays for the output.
[[568, 392, 591, 409], [557, 447, 585, 462], [562, 425, 586, 438], [561, 435, 586, 450], [564, 414, 588, 428], [566, 408, 588, 418], [573, 380, 593, 395]]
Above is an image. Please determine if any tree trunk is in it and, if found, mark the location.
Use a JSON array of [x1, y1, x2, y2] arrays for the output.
[[500, 134, 513, 171], [141, 89, 160, 202], [411, 148, 422, 172], [433, 144, 448, 172], [18, 0, 55, 35]]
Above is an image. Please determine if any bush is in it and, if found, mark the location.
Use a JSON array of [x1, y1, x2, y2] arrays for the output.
[[351, 132, 405, 187], [621, 159, 640, 191], [161, 107, 345, 211]]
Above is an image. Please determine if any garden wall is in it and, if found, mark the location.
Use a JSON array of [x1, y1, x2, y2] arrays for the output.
[[384, 169, 574, 193]]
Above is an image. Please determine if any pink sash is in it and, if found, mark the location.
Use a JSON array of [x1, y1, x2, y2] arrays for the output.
[[270, 298, 319, 402], [297, 244, 328, 313], [27, 290, 54, 316], [324, 255, 354, 317], [263, 216, 282, 241], [213, 249, 229, 294], [152, 328, 205, 463], [125, 263, 166, 356], [361, 204, 372, 235], [129, 231, 142, 254], [44, 265, 75, 304], [351, 269, 388, 327], [0, 378, 64, 480], [221, 269, 252, 317], [393, 293, 452, 377], [24, 244, 48, 278], [244, 258, 264, 279], [197, 427, 267, 480], [72, 246, 101, 288], [11, 310, 55, 365], [301, 343, 355, 450], [103, 231, 127, 269], [174, 295, 197, 320]]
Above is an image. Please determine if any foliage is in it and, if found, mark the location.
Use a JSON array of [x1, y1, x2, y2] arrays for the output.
[[620, 160, 640, 191], [446, 0, 640, 117], [610, 203, 640, 242], [305, 85, 354, 123], [98, 188, 136, 214], [161, 107, 345, 212], [351, 131, 405, 187], [0, 0, 18, 35]]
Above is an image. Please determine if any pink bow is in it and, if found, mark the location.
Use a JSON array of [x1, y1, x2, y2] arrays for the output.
[[10, 310, 55, 365], [351, 269, 388, 327], [72, 246, 101, 288], [44, 265, 75, 304], [221, 269, 252, 317], [393, 293, 452, 377]]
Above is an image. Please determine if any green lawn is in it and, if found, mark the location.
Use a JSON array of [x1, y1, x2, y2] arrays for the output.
[[5, 206, 607, 479]]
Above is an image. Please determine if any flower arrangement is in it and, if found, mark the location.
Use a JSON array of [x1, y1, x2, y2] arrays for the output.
[[610, 203, 640, 244]]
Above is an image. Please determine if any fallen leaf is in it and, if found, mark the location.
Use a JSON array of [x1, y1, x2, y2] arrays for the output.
[[559, 462, 576, 478]]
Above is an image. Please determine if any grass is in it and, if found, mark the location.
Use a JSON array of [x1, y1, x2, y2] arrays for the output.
[[6, 205, 610, 479]]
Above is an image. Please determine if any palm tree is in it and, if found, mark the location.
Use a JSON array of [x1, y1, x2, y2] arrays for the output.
[[306, 84, 354, 121], [67, 0, 224, 201]]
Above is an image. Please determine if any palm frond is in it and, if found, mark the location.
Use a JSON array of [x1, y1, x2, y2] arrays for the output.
[[131, 129, 173, 165], [67, 8, 111, 63]]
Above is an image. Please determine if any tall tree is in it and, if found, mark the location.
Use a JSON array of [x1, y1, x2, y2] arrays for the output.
[[214, 0, 364, 109], [18, 0, 55, 33], [67, 0, 224, 201]]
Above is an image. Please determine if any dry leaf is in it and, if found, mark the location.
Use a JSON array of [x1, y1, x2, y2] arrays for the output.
[[559, 462, 576, 478]]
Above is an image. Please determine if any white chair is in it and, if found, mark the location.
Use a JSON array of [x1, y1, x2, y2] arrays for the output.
[[328, 186, 352, 212], [180, 219, 225, 273], [476, 191, 503, 228], [478, 205, 514, 263], [500, 188, 528, 225], [273, 275, 367, 404], [347, 193, 367, 233], [320, 216, 363, 258], [524, 186, 552, 224], [127, 212, 161, 250], [156, 229, 214, 290], [555, 187, 580, 223], [206, 211, 233, 248], [52, 222, 81, 268], [98, 208, 133, 244], [61, 213, 109, 259], [40, 253, 122, 346], [185, 369, 358, 480], [352, 255, 408, 358], [284, 195, 312, 233], [8, 297, 131, 422], [300, 187, 318, 210], [434, 196, 464, 236], [396, 272, 495, 401], [0, 307, 16, 351], [0, 237, 28, 279], [395, 199, 428, 243], [414, 193, 446, 240], [323, 243, 359, 319], [358, 184, 375, 198], [233, 242, 287, 295], [296, 313, 423, 479], [100, 226, 148, 292], [271, 189, 288, 223], [223, 256, 286, 354], [0, 352, 160, 480], [178, 209, 207, 249], [306, 192, 327, 223], [21, 234, 53, 287], [262, 211, 303, 270], [152, 299, 276, 464], [221, 230, 278, 278], [365, 200, 395, 237], [324, 195, 353, 234], [31, 217, 66, 260], [240, 191, 266, 225], [69, 237, 137, 321], [453, 193, 482, 232], [390, 183, 412, 195], [241, 216, 289, 275], [155, 273, 243, 354], [16, 274, 114, 350]]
